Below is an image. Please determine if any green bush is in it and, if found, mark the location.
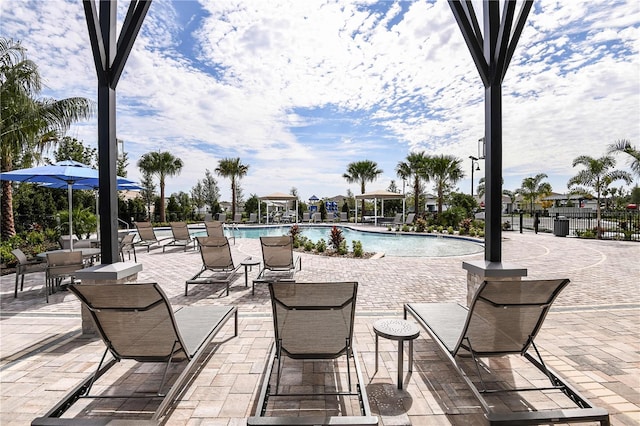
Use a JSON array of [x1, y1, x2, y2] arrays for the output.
[[338, 240, 348, 255], [352, 240, 363, 257], [437, 225, 444, 233], [447, 226, 454, 234], [304, 240, 315, 251], [401, 224, 410, 232], [316, 239, 326, 253]]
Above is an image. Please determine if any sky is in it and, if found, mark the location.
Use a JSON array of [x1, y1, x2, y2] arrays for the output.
[[2, 0, 639, 203]]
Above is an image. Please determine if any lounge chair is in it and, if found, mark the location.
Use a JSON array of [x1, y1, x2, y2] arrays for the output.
[[134, 221, 166, 252], [185, 236, 244, 296], [252, 236, 301, 295], [59, 234, 95, 249], [205, 220, 224, 237], [11, 248, 44, 299], [340, 211, 348, 222], [302, 212, 310, 222], [392, 213, 403, 227], [248, 212, 258, 224], [404, 213, 415, 225], [119, 233, 137, 262], [311, 212, 322, 223], [233, 212, 242, 223], [248, 281, 378, 425], [217, 212, 226, 222], [33, 282, 238, 424], [45, 251, 84, 303], [163, 221, 196, 252], [404, 279, 609, 425]]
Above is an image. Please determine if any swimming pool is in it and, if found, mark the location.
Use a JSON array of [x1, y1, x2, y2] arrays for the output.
[[187, 225, 483, 257]]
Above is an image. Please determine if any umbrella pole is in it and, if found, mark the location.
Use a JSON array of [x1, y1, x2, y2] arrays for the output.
[[68, 182, 74, 251]]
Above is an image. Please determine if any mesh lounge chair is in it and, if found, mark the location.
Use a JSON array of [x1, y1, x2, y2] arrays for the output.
[[233, 212, 242, 223], [134, 221, 166, 252], [45, 251, 84, 303], [311, 212, 322, 223], [302, 212, 311, 222], [248, 212, 258, 224], [404, 213, 415, 225], [392, 213, 403, 226], [248, 281, 378, 425], [340, 211, 348, 222], [205, 220, 235, 244], [404, 279, 609, 426], [185, 236, 244, 296], [217, 212, 226, 222], [11, 248, 44, 299], [252, 236, 301, 295], [119, 233, 137, 262], [163, 221, 196, 252], [33, 282, 238, 424]]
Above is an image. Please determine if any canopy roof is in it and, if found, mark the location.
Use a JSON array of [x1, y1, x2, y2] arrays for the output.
[[259, 192, 297, 201], [355, 189, 404, 200]]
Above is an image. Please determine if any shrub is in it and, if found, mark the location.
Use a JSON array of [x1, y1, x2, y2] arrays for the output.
[[415, 218, 427, 232], [316, 238, 327, 253], [401, 224, 410, 232], [458, 218, 472, 235], [352, 240, 363, 257], [304, 240, 315, 251], [502, 220, 511, 231], [329, 226, 344, 250], [447, 226, 454, 235], [469, 228, 477, 237], [437, 225, 444, 233], [338, 240, 348, 255], [289, 224, 301, 245]]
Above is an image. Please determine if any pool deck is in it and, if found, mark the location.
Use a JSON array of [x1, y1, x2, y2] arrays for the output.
[[1, 229, 639, 425]]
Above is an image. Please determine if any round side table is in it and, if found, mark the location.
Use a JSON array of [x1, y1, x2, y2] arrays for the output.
[[373, 318, 420, 390], [240, 257, 261, 288]]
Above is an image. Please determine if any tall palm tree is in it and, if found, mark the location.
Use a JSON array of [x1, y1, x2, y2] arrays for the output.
[[396, 151, 429, 216], [215, 157, 249, 219], [343, 160, 383, 222], [426, 154, 464, 214], [567, 155, 632, 238], [1, 38, 94, 238], [608, 139, 640, 179], [518, 173, 552, 214], [137, 151, 183, 222]]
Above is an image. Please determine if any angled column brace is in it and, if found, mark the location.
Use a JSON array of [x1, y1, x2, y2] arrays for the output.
[[449, 0, 532, 262], [83, 0, 151, 264]]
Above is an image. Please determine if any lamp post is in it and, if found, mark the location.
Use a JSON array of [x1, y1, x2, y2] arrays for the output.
[[469, 156, 480, 197]]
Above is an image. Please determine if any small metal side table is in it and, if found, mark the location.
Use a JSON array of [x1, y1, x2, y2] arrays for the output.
[[373, 318, 420, 390], [240, 257, 261, 288]]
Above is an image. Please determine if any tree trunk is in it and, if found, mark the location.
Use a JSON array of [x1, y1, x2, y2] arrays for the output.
[[159, 180, 166, 222], [1, 180, 16, 239]]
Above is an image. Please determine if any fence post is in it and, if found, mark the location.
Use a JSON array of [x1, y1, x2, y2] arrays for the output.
[[519, 212, 523, 233]]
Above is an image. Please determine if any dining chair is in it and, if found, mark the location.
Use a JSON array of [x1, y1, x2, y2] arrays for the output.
[[45, 251, 84, 302]]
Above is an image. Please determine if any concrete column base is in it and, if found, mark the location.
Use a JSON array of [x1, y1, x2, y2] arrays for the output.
[[462, 260, 527, 306], [74, 262, 143, 335]]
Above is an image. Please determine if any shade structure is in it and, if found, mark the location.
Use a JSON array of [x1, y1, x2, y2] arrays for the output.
[[354, 189, 405, 226], [0, 160, 139, 250], [258, 192, 299, 224]]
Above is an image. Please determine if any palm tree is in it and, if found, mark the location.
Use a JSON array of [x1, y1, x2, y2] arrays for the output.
[[396, 151, 429, 216], [343, 160, 383, 222], [215, 157, 249, 219], [518, 173, 552, 214], [1, 38, 94, 238], [608, 139, 640, 179], [567, 155, 632, 238], [137, 151, 184, 222], [426, 154, 464, 214]]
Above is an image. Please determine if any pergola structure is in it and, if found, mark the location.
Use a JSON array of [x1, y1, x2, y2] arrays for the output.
[[86, 0, 531, 266], [258, 192, 299, 224], [354, 190, 404, 226]]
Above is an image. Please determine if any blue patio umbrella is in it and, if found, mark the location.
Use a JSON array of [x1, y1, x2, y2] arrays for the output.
[[0, 160, 139, 250]]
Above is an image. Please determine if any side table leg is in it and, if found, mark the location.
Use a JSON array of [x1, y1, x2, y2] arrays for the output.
[[398, 339, 404, 390], [409, 339, 413, 372], [374, 334, 379, 373], [244, 265, 249, 287]]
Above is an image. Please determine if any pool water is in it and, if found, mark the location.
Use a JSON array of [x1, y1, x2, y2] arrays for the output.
[[185, 225, 483, 257]]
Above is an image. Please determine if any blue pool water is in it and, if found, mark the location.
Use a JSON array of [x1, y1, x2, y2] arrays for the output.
[[184, 225, 483, 257]]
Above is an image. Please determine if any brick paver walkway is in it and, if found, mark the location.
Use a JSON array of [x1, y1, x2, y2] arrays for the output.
[[1, 229, 638, 424]]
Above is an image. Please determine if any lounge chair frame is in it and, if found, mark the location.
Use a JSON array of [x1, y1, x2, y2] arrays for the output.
[[186, 236, 244, 296], [252, 236, 301, 295], [248, 281, 378, 425], [163, 221, 196, 252], [134, 221, 168, 252], [404, 279, 609, 426], [32, 282, 238, 425], [11, 248, 44, 299]]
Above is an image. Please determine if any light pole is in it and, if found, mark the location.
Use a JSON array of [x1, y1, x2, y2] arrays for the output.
[[469, 156, 480, 197]]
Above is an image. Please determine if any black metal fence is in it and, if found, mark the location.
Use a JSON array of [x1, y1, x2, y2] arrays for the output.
[[502, 211, 640, 242]]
